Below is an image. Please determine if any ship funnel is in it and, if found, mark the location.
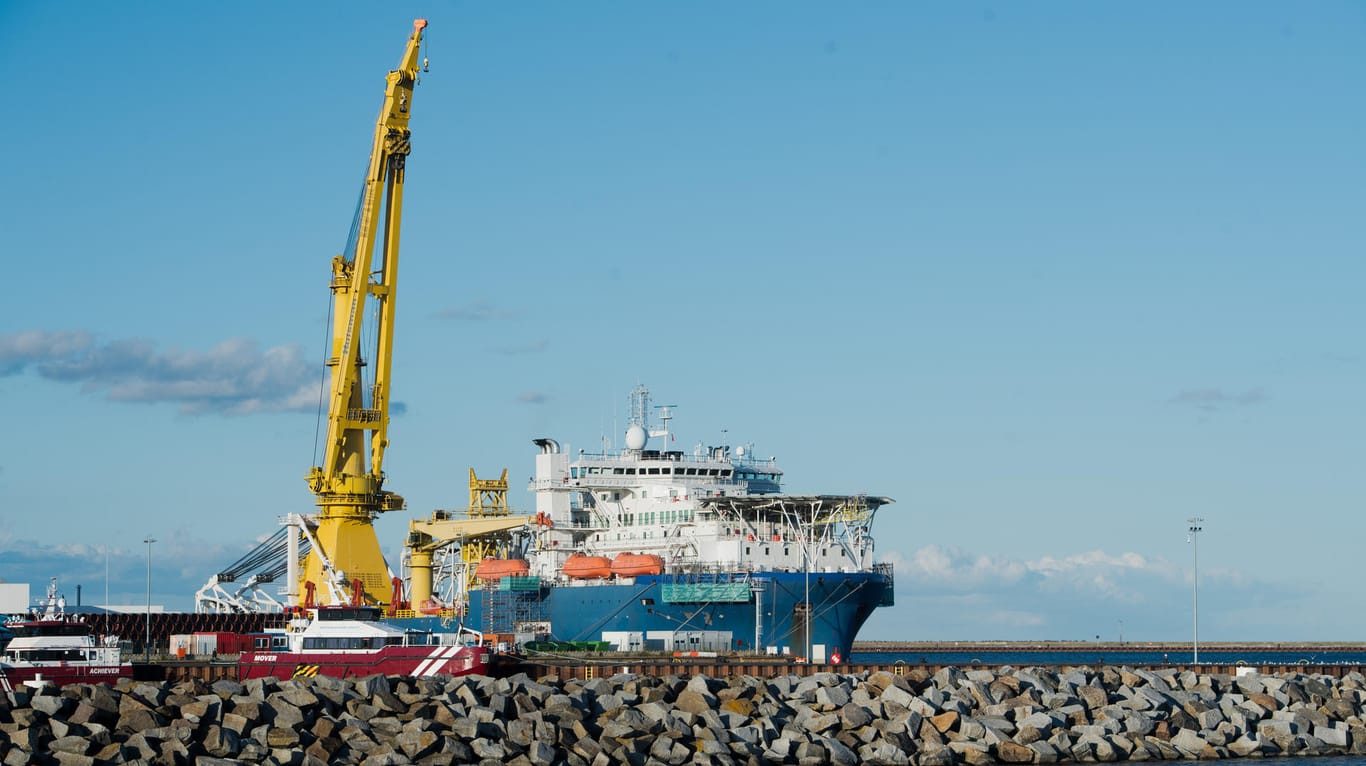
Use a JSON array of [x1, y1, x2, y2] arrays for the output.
[[533, 438, 561, 454]]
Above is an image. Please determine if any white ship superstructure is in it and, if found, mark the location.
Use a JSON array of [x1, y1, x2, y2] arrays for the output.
[[527, 386, 881, 581]]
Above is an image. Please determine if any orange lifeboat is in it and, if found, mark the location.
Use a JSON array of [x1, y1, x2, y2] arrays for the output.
[[611, 552, 664, 577], [562, 553, 613, 579], [475, 558, 530, 581]]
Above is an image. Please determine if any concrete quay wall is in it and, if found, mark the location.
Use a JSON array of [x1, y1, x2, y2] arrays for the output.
[[855, 640, 1366, 654]]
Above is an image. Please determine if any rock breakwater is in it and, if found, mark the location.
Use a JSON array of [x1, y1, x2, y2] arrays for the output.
[[3, 665, 1366, 765]]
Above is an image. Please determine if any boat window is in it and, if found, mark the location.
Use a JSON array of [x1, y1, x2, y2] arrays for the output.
[[322, 638, 360, 649], [8, 624, 89, 638], [613, 468, 625, 475], [647, 468, 659, 475], [571, 468, 580, 479], [721, 470, 732, 478], [662, 468, 672, 475], [317, 607, 381, 622], [13, 649, 86, 662]]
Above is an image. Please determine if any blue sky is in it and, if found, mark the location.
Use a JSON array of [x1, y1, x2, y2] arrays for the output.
[[1, 3, 1363, 641]]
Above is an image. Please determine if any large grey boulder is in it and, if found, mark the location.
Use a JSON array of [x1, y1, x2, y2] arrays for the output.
[[1028, 739, 1062, 763]]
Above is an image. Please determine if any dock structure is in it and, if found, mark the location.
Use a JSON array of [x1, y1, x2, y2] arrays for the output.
[[151, 654, 1366, 685], [856, 640, 1366, 654]]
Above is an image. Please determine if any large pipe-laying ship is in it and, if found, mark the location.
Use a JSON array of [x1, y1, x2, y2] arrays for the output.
[[183, 20, 896, 661]]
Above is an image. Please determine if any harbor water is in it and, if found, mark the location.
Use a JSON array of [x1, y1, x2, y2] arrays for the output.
[[850, 648, 1366, 666]]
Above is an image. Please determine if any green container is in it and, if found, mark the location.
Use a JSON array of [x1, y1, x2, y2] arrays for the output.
[[661, 582, 752, 603], [498, 575, 541, 592]]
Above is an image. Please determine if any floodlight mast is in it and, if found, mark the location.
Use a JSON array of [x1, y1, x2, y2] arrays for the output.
[[1187, 517, 1204, 663]]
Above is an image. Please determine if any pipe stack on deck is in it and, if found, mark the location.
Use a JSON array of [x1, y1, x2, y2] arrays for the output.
[[3, 664, 1366, 764]]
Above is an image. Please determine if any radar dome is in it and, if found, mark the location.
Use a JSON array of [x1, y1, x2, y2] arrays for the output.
[[735, 446, 745, 457], [625, 424, 648, 450]]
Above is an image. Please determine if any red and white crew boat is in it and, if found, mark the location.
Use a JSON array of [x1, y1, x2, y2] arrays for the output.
[[0, 579, 131, 690], [238, 604, 489, 681]]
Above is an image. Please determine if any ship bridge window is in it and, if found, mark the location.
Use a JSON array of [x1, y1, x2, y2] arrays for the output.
[[588, 467, 601, 475], [14, 649, 86, 662], [613, 468, 624, 475], [721, 470, 732, 478], [9, 624, 89, 638], [647, 468, 660, 475], [304, 637, 371, 650], [318, 607, 382, 622], [663, 467, 673, 475]]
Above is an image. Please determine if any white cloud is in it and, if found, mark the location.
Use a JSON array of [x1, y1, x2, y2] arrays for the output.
[[0, 330, 318, 416], [435, 300, 517, 321], [869, 543, 1306, 641], [1169, 387, 1267, 412]]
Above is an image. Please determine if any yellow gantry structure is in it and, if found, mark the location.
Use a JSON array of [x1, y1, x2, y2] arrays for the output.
[[300, 19, 428, 607], [406, 469, 533, 607]]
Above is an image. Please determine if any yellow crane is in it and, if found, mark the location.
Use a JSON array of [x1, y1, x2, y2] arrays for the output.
[[298, 19, 429, 606]]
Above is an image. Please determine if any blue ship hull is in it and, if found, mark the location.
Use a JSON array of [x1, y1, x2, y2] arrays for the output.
[[465, 570, 893, 657]]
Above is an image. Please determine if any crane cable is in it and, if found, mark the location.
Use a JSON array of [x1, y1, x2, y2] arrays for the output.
[[313, 176, 370, 470]]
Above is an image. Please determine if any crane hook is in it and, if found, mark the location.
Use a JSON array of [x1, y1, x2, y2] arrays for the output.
[[423, 56, 429, 73]]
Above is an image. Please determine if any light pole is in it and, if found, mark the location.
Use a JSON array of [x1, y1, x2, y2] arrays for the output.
[[143, 536, 156, 662], [1186, 518, 1203, 663]]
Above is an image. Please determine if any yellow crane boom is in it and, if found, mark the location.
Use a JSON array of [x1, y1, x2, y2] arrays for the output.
[[299, 19, 428, 606]]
